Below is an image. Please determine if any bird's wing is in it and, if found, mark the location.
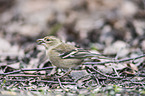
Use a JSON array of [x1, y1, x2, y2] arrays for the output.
[[59, 48, 101, 59], [53, 43, 102, 59]]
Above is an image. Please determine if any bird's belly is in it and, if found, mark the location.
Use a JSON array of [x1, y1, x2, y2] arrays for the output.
[[47, 49, 83, 68], [48, 52, 81, 68], [51, 57, 82, 68]]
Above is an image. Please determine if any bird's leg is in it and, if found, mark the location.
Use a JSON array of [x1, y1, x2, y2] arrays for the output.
[[58, 68, 72, 78]]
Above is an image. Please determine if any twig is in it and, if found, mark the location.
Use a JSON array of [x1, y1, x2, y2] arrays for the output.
[[6, 74, 43, 77], [120, 81, 145, 86], [87, 68, 100, 85], [112, 68, 120, 77], [75, 75, 91, 83], [3, 79, 76, 85], [0, 70, 21, 75], [38, 80, 76, 85], [58, 78, 65, 89], [89, 67, 124, 79], [0, 66, 54, 76], [21, 66, 54, 71], [83, 54, 145, 65]]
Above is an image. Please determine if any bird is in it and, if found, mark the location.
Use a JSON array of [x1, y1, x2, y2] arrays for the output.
[[37, 36, 101, 69]]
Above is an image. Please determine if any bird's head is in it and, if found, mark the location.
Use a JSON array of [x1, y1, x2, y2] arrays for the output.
[[37, 36, 61, 49]]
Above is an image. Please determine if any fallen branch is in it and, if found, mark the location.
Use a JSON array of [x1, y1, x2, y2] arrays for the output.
[[83, 54, 145, 65], [0, 67, 54, 76]]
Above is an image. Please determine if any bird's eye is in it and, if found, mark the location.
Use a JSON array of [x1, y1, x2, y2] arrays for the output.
[[44, 38, 50, 41], [46, 39, 50, 41]]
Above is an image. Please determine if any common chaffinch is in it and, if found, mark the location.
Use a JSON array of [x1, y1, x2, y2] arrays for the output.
[[37, 36, 100, 69]]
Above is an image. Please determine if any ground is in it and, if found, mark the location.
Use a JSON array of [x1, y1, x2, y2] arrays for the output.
[[0, 0, 145, 95]]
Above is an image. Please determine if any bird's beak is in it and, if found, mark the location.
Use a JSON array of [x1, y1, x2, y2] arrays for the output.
[[36, 39, 45, 45]]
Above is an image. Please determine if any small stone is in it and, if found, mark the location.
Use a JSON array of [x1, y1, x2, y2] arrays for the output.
[[70, 70, 89, 80], [103, 40, 129, 57]]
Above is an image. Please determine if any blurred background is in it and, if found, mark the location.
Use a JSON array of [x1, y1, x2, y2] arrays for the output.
[[0, 0, 144, 64]]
